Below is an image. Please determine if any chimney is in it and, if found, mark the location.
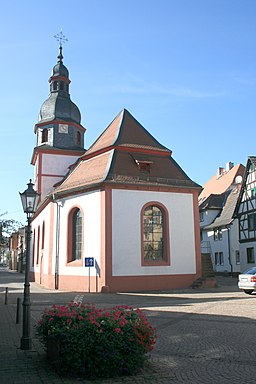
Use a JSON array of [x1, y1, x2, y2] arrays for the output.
[[226, 162, 234, 172]]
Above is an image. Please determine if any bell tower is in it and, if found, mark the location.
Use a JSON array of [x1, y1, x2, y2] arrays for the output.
[[31, 35, 86, 200]]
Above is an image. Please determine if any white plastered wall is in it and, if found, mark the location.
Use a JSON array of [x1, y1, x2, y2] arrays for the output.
[[112, 189, 196, 276], [31, 203, 53, 275], [42, 153, 79, 175], [41, 154, 81, 198], [57, 190, 102, 277]]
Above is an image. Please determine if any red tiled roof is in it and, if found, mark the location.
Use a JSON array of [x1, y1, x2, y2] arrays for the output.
[[85, 111, 122, 155], [54, 151, 113, 194], [199, 164, 245, 203], [52, 109, 200, 197], [85, 109, 169, 157]]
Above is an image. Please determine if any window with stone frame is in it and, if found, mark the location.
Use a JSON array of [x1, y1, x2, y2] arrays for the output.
[[143, 205, 164, 261], [141, 203, 170, 266], [36, 225, 40, 265], [41, 221, 45, 250], [32, 229, 36, 266], [68, 208, 83, 263], [72, 209, 82, 261]]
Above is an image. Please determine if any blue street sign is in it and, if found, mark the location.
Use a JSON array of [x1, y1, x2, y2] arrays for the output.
[[84, 257, 94, 267]]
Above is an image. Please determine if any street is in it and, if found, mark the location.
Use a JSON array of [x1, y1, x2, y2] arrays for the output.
[[1, 267, 256, 383]]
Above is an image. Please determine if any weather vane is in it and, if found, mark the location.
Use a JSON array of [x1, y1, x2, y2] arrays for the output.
[[54, 31, 68, 48]]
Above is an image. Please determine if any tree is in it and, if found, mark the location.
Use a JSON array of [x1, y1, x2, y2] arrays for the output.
[[0, 218, 23, 266], [0, 219, 24, 239]]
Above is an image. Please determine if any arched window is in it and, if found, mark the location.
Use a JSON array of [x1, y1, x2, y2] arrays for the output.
[[36, 226, 40, 265], [42, 129, 48, 143], [77, 131, 81, 146], [41, 221, 45, 250], [141, 203, 170, 265], [68, 208, 83, 262], [32, 229, 36, 266], [53, 81, 57, 91]]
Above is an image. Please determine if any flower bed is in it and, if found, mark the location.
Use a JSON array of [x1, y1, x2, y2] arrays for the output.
[[36, 303, 156, 379]]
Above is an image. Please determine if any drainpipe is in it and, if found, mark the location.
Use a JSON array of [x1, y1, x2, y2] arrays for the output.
[[227, 225, 233, 276], [53, 194, 60, 290]]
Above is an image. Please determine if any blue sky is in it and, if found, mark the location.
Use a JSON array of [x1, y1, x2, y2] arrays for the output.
[[0, 0, 255, 225]]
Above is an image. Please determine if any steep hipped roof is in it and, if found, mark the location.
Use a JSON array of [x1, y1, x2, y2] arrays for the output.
[[85, 109, 169, 157], [53, 109, 201, 197]]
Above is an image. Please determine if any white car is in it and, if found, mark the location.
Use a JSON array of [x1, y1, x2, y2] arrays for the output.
[[238, 267, 256, 295]]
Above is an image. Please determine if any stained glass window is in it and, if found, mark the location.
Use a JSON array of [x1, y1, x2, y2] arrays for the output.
[[72, 209, 82, 261], [143, 205, 164, 261]]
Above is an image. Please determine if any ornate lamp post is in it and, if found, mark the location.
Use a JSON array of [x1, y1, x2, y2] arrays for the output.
[[19, 179, 40, 350]]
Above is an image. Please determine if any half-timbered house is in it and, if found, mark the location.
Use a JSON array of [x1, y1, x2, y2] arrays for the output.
[[235, 156, 256, 271], [199, 163, 245, 274]]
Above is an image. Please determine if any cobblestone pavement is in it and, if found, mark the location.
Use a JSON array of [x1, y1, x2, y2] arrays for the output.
[[1, 267, 256, 383]]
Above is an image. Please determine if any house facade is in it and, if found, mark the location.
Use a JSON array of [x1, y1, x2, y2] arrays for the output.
[[235, 157, 256, 272], [8, 227, 25, 272], [29, 47, 202, 292], [199, 163, 245, 274]]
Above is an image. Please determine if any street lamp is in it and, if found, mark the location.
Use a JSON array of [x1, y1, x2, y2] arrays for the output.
[[19, 179, 40, 350]]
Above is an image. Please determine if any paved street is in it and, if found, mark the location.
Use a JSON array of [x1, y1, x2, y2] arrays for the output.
[[1, 267, 256, 383]]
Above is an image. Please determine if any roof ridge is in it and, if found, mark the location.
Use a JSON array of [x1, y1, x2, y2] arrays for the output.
[[85, 109, 124, 154]]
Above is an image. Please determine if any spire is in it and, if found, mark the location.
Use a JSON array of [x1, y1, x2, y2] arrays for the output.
[[54, 31, 68, 64], [37, 33, 82, 125], [57, 46, 63, 63]]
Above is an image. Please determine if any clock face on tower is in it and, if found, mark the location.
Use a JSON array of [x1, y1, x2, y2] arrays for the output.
[[58, 124, 69, 133]]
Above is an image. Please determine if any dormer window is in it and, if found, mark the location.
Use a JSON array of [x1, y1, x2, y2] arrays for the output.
[[139, 162, 151, 173], [135, 159, 152, 173], [133, 155, 153, 174]]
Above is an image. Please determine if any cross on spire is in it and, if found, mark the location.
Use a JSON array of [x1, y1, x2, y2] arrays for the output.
[[54, 31, 68, 63], [54, 31, 68, 48]]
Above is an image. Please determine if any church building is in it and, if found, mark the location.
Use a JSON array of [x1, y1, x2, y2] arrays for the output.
[[30, 46, 202, 292]]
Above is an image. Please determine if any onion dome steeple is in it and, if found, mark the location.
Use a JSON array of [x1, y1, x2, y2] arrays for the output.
[[32, 35, 86, 200], [34, 34, 85, 153], [38, 46, 81, 125]]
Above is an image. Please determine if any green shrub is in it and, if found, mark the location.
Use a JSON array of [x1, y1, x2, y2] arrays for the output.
[[36, 303, 156, 379]]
